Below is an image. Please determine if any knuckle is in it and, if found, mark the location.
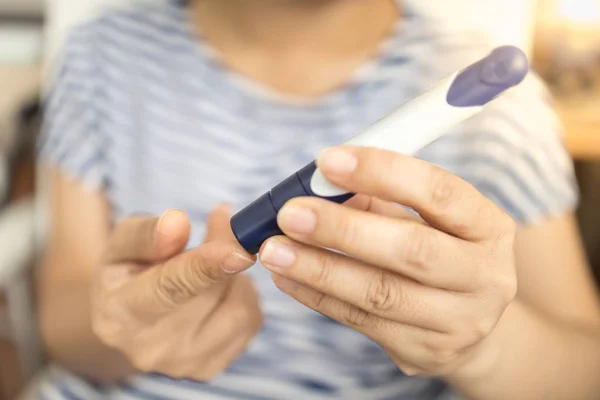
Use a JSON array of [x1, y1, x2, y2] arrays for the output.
[[311, 290, 328, 310], [392, 358, 428, 377], [469, 318, 496, 344], [192, 253, 222, 286], [154, 265, 195, 308], [365, 271, 401, 313], [405, 225, 437, 268], [497, 273, 518, 303], [129, 350, 160, 374], [428, 168, 459, 212], [423, 340, 460, 371], [334, 215, 359, 248], [343, 304, 370, 327], [431, 350, 459, 371], [308, 251, 337, 288]]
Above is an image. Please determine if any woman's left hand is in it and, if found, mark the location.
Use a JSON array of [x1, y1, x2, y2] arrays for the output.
[[259, 146, 518, 377]]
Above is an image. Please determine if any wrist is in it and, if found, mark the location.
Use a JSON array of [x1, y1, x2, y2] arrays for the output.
[[445, 300, 524, 387], [446, 332, 501, 386]]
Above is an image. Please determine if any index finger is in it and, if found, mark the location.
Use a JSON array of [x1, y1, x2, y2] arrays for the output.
[[204, 203, 237, 243], [317, 146, 514, 241]]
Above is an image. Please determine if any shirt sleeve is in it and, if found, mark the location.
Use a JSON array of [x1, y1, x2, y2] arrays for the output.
[[426, 73, 579, 225], [412, 31, 580, 226], [38, 25, 108, 191]]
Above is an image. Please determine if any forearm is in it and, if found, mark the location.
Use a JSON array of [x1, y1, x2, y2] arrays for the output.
[[447, 299, 600, 400], [39, 282, 136, 383]]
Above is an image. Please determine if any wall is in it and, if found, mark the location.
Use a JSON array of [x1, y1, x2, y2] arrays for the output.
[[0, 0, 43, 16], [43, 0, 148, 71], [405, 0, 539, 55]]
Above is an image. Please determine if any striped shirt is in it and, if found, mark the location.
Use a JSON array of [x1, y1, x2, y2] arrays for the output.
[[38, 0, 578, 399]]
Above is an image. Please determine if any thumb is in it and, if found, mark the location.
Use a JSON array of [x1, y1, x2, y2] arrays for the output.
[[204, 203, 236, 243], [103, 210, 191, 265], [118, 241, 255, 322]]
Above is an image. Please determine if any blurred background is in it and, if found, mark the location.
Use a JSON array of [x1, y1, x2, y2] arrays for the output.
[[0, 0, 598, 398]]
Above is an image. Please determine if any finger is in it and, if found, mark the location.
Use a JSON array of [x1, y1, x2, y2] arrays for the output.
[[276, 198, 482, 291], [317, 146, 513, 241], [191, 277, 261, 363], [204, 203, 237, 243], [260, 237, 461, 330], [117, 242, 256, 322], [272, 275, 464, 375], [344, 195, 424, 222], [155, 282, 228, 334], [197, 335, 253, 380], [168, 334, 251, 382], [392, 360, 428, 378], [124, 283, 231, 372], [163, 277, 261, 381], [104, 210, 191, 264]]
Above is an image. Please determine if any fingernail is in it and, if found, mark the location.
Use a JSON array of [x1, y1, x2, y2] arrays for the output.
[[317, 147, 358, 176], [223, 252, 254, 274], [261, 240, 296, 269], [154, 210, 173, 244], [278, 205, 317, 234], [156, 210, 171, 232]]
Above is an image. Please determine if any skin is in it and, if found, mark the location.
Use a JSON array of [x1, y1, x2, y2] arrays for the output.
[[38, 0, 600, 398], [90, 206, 262, 380], [261, 147, 600, 399], [191, 0, 399, 97], [38, 169, 261, 382]]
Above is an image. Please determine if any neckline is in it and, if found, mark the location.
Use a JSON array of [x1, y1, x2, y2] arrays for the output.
[[173, 0, 417, 109]]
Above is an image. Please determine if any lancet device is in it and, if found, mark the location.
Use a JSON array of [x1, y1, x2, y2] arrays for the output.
[[230, 46, 529, 254]]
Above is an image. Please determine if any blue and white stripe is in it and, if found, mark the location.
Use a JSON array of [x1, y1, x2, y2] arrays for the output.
[[38, 0, 578, 398]]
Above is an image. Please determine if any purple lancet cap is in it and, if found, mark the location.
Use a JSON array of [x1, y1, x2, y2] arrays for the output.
[[446, 45, 529, 107]]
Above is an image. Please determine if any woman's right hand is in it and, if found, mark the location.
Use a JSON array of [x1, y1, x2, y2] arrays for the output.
[[90, 205, 262, 381]]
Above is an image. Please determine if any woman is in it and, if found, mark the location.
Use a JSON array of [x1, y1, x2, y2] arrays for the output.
[[37, 0, 600, 399]]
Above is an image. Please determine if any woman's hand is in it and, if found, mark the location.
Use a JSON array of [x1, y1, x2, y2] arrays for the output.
[[91, 205, 262, 381], [259, 146, 518, 377]]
